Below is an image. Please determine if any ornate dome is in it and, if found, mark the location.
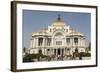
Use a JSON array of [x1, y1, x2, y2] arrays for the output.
[[51, 14, 66, 27]]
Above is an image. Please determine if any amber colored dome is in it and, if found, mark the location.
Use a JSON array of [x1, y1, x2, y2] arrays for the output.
[[52, 20, 66, 27], [51, 14, 66, 27]]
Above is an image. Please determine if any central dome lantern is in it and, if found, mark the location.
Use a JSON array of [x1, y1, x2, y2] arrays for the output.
[[51, 14, 66, 27]]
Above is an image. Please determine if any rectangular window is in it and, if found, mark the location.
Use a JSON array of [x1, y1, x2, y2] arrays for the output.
[[74, 38, 78, 44], [50, 29, 51, 32], [56, 41, 62, 45], [38, 38, 43, 46], [66, 29, 68, 32], [47, 38, 51, 46], [66, 38, 70, 44]]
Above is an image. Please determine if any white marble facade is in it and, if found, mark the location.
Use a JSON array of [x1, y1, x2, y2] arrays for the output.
[[29, 15, 86, 56]]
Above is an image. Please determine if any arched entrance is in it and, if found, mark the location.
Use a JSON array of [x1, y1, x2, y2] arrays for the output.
[[57, 48, 64, 55], [57, 49, 60, 55], [38, 49, 42, 54]]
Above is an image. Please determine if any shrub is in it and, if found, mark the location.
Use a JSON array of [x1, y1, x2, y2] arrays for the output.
[[23, 53, 48, 62], [74, 52, 91, 57], [79, 52, 91, 57]]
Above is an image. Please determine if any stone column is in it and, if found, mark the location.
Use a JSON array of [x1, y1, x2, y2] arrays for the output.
[[64, 48, 65, 55], [62, 48, 64, 55], [52, 49, 54, 55], [43, 37, 45, 55], [71, 48, 73, 55], [71, 37, 74, 55], [34, 37, 36, 48], [52, 49, 53, 55], [65, 48, 67, 55], [81, 38, 83, 47], [50, 49, 51, 55], [51, 49, 52, 55], [56, 49, 57, 56], [46, 49, 48, 56], [49, 49, 50, 56], [32, 38, 34, 48], [60, 49, 62, 55], [44, 48, 46, 55], [78, 37, 80, 47], [42, 38, 44, 47], [71, 37, 73, 48], [53, 49, 54, 55], [30, 39, 32, 48], [51, 37, 53, 47], [79, 38, 80, 47], [83, 38, 85, 47], [63, 38, 66, 46], [36, 37, 38, 47], [45, 38, 47, 46], [64, 48, 66, 55], [63, 48, 64, 56], [35, 37, 36, 47], [54, 49, 56, 55], [61, 49, 63, 56]]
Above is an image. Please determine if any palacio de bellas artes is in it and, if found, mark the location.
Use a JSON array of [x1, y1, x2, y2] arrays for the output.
[[23, 15, 91, 62]]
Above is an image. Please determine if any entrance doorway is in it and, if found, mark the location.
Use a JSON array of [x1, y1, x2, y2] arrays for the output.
[[54, 48, 64, 55], [62, 49, 64, 56], [57, 49, 60, 55]]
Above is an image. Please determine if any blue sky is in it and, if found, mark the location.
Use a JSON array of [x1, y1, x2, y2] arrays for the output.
[[22, 10, 91, 49]]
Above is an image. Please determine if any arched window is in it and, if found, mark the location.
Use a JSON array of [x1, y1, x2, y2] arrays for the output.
[[47, 38, 51, 46], [50, 29, 51, 32], [75, 48, 78, 53], [38, 38, 43, 46], [66, 38, 70, 44], [47, 49, 50, 51], [38, 49, 42, 54], [66, 29, 68, 32], [74, 38, 78, 44], [56, 41, 62, 45]]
